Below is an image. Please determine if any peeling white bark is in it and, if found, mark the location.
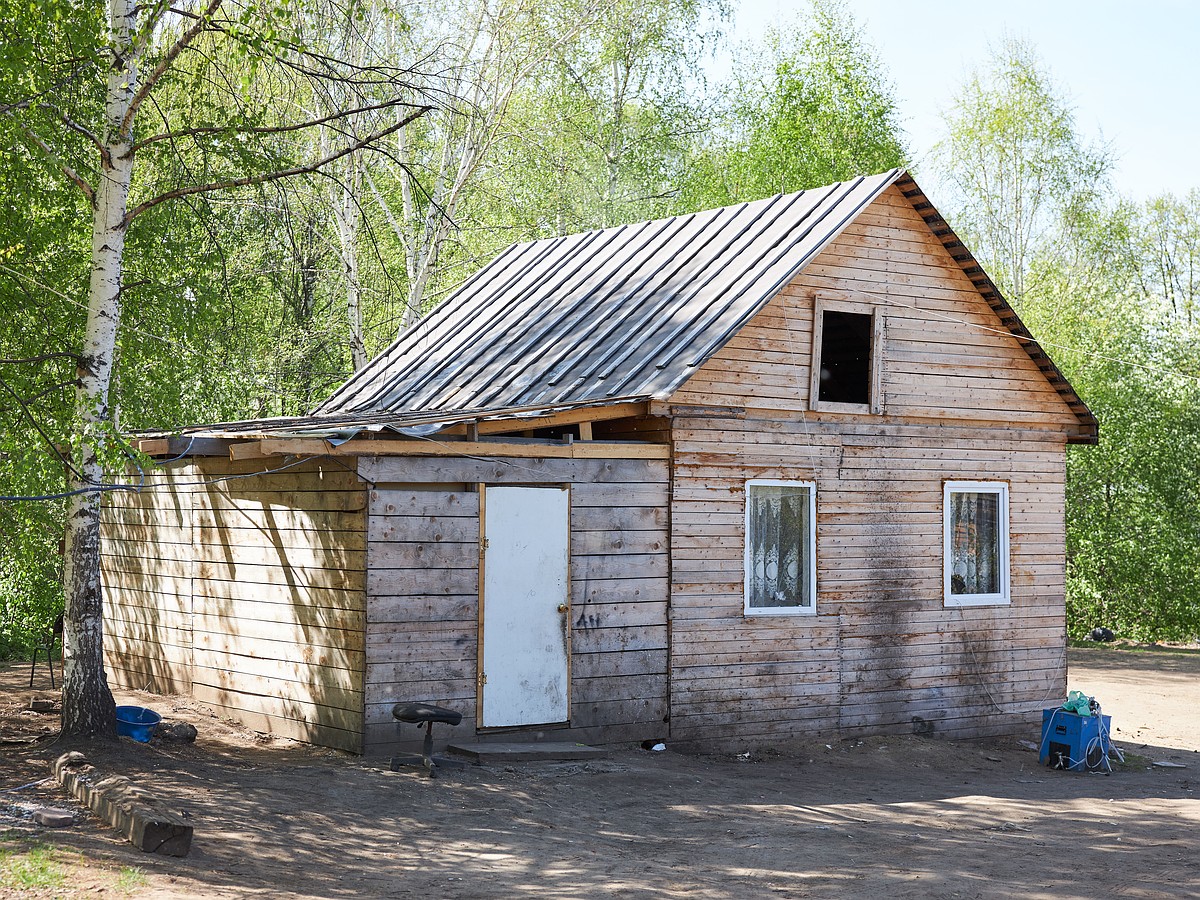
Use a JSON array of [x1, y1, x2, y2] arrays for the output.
[[61, 0, 141, 738]]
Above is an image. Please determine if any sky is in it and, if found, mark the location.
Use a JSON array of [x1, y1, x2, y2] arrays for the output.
[[721, 0, 1200, 203]]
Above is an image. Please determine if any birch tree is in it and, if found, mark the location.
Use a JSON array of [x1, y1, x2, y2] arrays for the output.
[[678, 0, 905, 211], [360, 0, 619, 332], [932, 38, 1110, 303], [1, 0, 431, 737]]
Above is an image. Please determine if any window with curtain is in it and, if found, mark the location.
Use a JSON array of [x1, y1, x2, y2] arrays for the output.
[[744, 480, 816, 615], [944, 482, 1009, 606]]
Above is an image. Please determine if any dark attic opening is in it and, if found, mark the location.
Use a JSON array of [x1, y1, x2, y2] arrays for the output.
[[818, 310, 872, 405]]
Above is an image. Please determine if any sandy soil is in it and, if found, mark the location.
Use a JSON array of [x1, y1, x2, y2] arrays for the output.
[[2, 646, 1198, 899]]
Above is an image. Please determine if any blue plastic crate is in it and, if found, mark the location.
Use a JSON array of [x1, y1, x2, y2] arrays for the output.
[[1040, 708, 1111, 772]]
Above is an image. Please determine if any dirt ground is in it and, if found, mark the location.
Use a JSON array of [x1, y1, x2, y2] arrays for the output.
[[2, 646, 1197, 899]]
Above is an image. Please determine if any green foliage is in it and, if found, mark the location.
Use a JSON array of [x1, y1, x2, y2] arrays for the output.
[[933, 37, 1110, 302], [2, 0, 1193, 652], [932, 39, 1200, 641], [1022, 197, 1200, 642], [0, 845, 66, 891], [679, 0, 907, 209]]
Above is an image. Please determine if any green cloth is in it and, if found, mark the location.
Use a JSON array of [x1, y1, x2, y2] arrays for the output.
[[1061, 690, 1094, 716]]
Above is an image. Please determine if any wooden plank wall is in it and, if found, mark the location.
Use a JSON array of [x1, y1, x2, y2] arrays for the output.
[[667, 183, 1073, 744], [102, 469, 195, 695], [359, 455, 669, 754], [102, 458, 368, 752]]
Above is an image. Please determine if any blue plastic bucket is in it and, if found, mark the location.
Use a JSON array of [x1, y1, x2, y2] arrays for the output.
[[115, 705, 161, 743]]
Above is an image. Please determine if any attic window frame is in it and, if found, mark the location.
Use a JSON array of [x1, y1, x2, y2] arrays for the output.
[[808, 294, 884, 415]]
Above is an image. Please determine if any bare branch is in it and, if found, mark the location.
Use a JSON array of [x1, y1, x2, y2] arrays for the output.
[[23, 380, 78, 406], [133, 98, 420, 151], [11, 118, 95, 201], [122, 0, 224, 134], [124, 106, 431, 224], [0, 352, 83, 365], [37, 102, 107, 157]]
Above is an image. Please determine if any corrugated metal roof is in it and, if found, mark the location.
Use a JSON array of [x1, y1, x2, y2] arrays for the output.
[[317, 170, 905, 417]]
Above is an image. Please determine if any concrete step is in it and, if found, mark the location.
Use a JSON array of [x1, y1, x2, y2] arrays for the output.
[[447, 741, 608, 764]]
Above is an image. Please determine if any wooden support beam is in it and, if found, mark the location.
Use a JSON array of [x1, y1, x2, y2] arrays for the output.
[[134, 436, 232, 458], [242, 437, 669, 460], [54, 752, 193, 857], [229, 441, 271, 461]]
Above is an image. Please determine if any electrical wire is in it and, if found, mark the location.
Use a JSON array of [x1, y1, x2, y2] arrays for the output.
[[1, 453, 324, 502], [1, 777, 51, 793]]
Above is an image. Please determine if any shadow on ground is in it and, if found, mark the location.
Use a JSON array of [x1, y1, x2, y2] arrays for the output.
[[1, 649, 1198, 899]]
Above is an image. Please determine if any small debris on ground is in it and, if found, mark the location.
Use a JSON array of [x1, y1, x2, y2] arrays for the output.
[[29, 699, 56, 713], [157, 721, 199, 744], [1151, 760, 1187, 768], [1017, 740, 1039, 752]]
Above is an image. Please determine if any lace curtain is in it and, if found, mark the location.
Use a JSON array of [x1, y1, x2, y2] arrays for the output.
[[747, 484, 811, 609], [949, 490, 1000, 595]]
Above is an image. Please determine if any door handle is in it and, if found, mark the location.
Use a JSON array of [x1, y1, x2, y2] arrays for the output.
[[557, 603, 568, 613]]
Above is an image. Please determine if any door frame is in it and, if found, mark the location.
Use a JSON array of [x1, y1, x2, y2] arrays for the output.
[[476, 482, 572, 730]]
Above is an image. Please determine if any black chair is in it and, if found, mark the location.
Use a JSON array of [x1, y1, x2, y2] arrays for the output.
[[390, 702, 464, 777], [29, 613, 64, 689]]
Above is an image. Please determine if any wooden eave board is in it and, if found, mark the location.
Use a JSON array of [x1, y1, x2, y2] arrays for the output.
[[892, 173, 1097, 443]]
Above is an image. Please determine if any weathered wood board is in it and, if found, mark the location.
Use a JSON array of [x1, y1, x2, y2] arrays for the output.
[[101, 458, 368, 753], [361, 454, 670, 755], [665, 183, 1072, 746]]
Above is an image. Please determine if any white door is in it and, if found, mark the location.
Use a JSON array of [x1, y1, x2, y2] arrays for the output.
[[480, 486, 570, 728]]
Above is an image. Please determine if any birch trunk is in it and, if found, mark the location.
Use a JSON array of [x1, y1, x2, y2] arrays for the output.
[[335, 154, 368, 370], [61, 0, 140, 738]]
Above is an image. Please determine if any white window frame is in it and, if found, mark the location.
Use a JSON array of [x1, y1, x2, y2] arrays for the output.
[[808, 293, 884, 415], [744, 479, 818, 617], [943, 481, 1010, 607]]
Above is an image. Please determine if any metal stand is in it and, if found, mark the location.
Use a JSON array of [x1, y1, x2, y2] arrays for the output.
[[389, 703, 465, 778]]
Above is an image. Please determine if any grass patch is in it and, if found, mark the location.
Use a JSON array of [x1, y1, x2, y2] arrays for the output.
[[117, 865, 148, 893], [1112, 750, 1150, 771], [0, 843, 66, 890]]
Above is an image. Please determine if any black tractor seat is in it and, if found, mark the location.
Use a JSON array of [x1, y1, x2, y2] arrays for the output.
[[390, 703, 464, 777]]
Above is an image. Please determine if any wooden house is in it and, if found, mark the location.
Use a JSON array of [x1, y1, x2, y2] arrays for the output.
[[101, 169, 1096, 754]]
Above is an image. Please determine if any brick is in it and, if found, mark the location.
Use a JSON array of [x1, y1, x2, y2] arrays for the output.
[[33, 808, 75, 827]]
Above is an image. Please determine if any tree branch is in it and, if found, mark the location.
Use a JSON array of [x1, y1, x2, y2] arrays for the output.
[[132, 98, 418, 151], [37, 102, 107, 157], [122, 0, 224, 134], [124, 106, 431, 224], [0, 352, 83, 365], [11, 119, 95, 201]]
